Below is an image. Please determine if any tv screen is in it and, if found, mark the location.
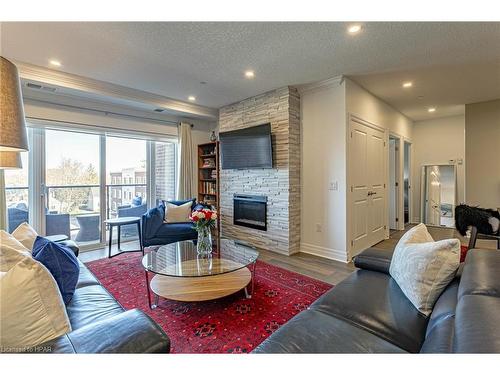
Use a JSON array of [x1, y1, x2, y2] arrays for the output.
[[220, 124, 273, 169]]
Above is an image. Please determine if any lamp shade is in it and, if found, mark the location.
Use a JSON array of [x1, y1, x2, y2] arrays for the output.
[[0, 151, 22, 169], [1, 56, 29, 152]]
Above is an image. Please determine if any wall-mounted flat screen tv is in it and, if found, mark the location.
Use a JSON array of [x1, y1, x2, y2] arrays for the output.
[[219, 123, 273, 169]]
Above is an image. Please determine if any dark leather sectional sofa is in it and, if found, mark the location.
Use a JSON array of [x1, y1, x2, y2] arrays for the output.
[[26, 242, 170, 354], [254, 247, 500, 353]]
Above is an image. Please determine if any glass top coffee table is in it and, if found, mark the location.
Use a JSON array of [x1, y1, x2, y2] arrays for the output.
[[142, 238, 259, 308]]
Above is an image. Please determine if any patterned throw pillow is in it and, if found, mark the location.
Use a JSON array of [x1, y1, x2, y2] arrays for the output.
[[389, 223, 460, 316]]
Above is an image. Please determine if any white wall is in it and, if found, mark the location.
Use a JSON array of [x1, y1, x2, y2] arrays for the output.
[[345, 78, 413, 139], [412, 115, 465, 222], [300, 79, 348, 262], [465, 99, 500, 209], [300, 77, 414, 262]]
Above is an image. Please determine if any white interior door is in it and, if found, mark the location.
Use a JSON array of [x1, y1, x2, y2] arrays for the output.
[[350, 118, 387, 257]]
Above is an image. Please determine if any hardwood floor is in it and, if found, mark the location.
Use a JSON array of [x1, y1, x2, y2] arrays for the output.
[[79, 225, 466, 286]]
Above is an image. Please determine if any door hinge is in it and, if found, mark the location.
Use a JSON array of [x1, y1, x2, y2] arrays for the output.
[[396, 218, 399, 222], [350, 186, 353, 192], [384, 225, 387, 230], [384, 183, 386, 188], [395, 182, 399, 187], [351, 240, 354, 246], [350, 131, 353, 138], [384, 141, 386, 147]]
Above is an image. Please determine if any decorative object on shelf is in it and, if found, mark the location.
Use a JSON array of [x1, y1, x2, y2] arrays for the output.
[[202, 158, 216, 168], [1, 57, 29, 153], [210, 131, 217, 142], [190, 208, 217, 256]]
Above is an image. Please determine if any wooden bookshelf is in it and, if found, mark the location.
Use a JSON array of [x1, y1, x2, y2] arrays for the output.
[[197, 141, 220, 234]]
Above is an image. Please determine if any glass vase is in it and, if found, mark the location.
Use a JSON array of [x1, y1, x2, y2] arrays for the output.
[[196, 226, 212, 256]]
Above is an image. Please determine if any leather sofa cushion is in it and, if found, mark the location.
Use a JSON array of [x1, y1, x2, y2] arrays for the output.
[[310, 270, 428, 353], [253, 309, 406, 353], [425, 279, 459, 336], [66, 285, 124, 330], [420, 315, 455, 353], [454, 294, 500, 353], [76, 260, 100, 289], [458, 249, 500, 299]]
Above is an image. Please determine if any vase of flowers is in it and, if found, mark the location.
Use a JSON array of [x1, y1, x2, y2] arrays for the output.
[[190, 208, 217, 256]]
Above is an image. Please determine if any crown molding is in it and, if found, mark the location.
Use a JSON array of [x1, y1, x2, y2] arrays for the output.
[[15, 61, 218, 120], [297, 75, 344, 95]]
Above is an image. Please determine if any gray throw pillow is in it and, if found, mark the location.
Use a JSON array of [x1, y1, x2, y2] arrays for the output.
[[389, 223, 460, 316]]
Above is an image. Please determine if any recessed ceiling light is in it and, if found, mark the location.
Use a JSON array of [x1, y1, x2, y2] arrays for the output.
[[428, 107, 436, 113], [402, 82, 413, 88], [245, 70, 255, 79], [188, 96, 196, 102], [347, 24, 362, 34], [49, 59, 61, 67]]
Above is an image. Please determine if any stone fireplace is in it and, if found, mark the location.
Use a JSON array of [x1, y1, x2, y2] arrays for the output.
[[218, 87, 300, 256]]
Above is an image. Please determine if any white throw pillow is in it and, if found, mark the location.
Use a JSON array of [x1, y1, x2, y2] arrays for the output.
[[389, 224, 460, 316], [0, 230, 31, 271], [0, 236, 71, 351], [164, 201, 192, 223], [12, 222, 38, 251]]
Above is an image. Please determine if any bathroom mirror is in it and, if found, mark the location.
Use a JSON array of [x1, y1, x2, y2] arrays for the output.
[[420, 164, 457, 228]]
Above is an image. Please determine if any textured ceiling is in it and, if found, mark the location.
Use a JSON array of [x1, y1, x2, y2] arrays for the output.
[[1, 22, 500, 120]]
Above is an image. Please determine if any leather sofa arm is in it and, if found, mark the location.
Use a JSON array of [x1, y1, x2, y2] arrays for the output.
[[34, 309, 170, 353], [353, 247, 394, 274]]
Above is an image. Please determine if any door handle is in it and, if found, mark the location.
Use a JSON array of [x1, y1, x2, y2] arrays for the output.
[[367, 191, 378, 196]]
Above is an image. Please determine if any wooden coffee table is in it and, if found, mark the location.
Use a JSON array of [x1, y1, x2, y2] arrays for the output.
[[142, 238, 259, 308]]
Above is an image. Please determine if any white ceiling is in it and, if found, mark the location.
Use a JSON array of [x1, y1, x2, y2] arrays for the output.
[[1, 22, 500, 120]]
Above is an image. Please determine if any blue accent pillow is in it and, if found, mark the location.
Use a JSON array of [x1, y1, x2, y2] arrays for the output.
[[32, 236, 80, 305]]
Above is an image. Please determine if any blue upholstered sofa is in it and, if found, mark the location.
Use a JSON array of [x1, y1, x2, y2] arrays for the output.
[[141, 198, 203, 247]]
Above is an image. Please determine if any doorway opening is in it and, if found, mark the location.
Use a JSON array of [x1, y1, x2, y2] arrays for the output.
[[388, 136, 400, 230], [403, 141, 411, 225]]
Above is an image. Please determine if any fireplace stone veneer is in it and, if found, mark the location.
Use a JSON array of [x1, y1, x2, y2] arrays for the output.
[[219, 87, 300, 256]]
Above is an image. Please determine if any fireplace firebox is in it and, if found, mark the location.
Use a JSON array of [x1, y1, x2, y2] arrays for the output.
[[233, 194, 267, 231]]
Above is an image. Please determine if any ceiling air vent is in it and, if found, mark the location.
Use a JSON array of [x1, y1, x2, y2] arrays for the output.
[[26, 82, 42, 90], [154, 108, 165, 113], [25, 82, 57, 92]]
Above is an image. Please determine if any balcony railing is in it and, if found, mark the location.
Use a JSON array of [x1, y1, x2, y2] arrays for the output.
[[6, 184, 147, 245]]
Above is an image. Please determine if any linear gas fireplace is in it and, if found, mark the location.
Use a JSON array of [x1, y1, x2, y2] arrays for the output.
[[233, 194, 268, 231]]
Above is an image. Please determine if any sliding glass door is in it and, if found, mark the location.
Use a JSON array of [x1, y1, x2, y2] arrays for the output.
[[45, 129, 101, 245], [106, 136, 148, 241], [8, 123, 177, 250]]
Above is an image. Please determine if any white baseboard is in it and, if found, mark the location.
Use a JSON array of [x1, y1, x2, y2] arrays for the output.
[[300, 242, 349, 263]]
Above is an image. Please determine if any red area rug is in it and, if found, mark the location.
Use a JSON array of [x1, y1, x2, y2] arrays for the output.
[[86, 253, 332, 353]]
